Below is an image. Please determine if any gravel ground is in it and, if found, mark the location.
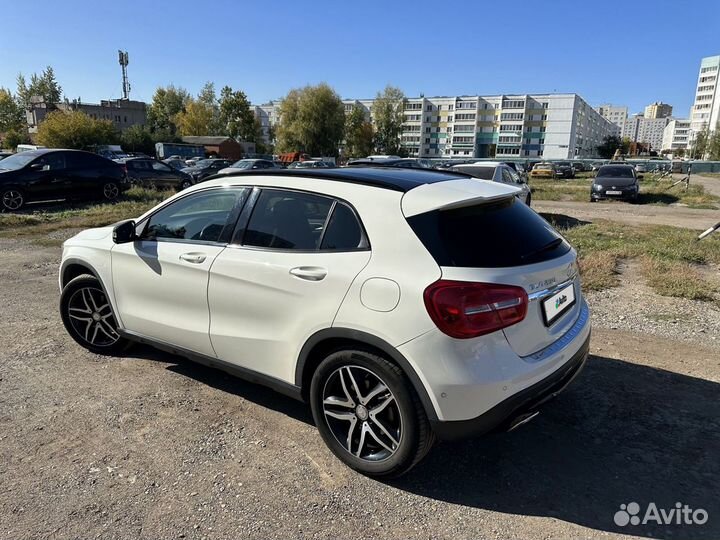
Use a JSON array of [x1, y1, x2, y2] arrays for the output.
[[586, 261, 720, 348], [1, 239, 719, 540]]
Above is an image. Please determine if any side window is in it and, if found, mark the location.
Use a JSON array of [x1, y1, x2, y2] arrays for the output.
[[143, 189, 244, 243], [320, 203, 366, 251], [151, 161, 171, 172], [242, 189, 332, 250], [501, 168, 515, 184], [35, 153, 66, 171], [508, 169, 521, 183]]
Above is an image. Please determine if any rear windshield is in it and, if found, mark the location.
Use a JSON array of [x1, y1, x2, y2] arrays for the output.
[[453, 165, 495, 180], [407, 197, 571, 267]]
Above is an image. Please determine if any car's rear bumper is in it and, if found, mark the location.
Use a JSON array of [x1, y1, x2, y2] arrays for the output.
[[429, 331, 589, 440]]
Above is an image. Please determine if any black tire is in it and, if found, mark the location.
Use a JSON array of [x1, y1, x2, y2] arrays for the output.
[[101, 181, 120, 201], [1, 187, 25, 212], [60, 274, 130, 355], [179, 179, 193, 191], [310, 349, 434, 478]]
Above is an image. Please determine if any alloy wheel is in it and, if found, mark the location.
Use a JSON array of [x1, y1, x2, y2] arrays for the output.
[[103, 183, 119, 200], [2, 190, 24, 211], [322, 365, 402, 461], [67, 286, 120, 347]]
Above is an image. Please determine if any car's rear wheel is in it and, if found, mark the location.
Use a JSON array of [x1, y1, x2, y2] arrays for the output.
[[179, 179, 193, 190], [60, 274, 130, 355], [310, 349, 434, 478], [1, 188, 25, 212], [102, 181, 120, 201]]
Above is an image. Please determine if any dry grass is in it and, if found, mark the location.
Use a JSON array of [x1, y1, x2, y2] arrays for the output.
[[0, 188, 173, 240], [544, 216, 720, 301]]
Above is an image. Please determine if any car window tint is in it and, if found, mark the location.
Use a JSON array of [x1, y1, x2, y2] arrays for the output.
[[320, 203, 365, 251], [454, 165, 495, 180], [243, 189, 332, 250], [144, 189, 241, 243], [501, 168, 514, 183], [151, 161, 171, 172], [36, 153, 66, 171]]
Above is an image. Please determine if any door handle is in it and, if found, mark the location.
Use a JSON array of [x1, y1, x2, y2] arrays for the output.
[[289, 266, 327, 281], [179, 252, 207, 264]]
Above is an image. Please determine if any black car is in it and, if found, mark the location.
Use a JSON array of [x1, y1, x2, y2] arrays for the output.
[[590, 164, 639, 202], [181, 159, 233, 182], [0, 149, 129, 211], [123, 158, 194, 190], [554, 161, 575, 179]]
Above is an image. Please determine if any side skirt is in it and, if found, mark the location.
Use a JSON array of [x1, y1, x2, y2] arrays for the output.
[[117, 329, 304, 402]]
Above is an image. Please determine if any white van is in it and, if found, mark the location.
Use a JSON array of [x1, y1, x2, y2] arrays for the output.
[[16, 144, 47, 153]]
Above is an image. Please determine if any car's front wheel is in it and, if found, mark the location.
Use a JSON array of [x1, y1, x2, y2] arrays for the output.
[[60, 274, 130, 355], [179, 179, 193, 191], [310, 349, 434, 478], [1, 188, 25, 212]]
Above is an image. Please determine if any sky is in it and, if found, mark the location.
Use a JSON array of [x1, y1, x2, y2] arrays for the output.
[[1, 0, 718, 117]]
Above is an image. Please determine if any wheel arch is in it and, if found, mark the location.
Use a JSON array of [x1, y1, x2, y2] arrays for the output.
[[296, 328, 439, 421], [61, 258, 101, 288]]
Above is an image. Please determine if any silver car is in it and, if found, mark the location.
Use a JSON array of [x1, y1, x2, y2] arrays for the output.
[[450, 161, 532, 206]]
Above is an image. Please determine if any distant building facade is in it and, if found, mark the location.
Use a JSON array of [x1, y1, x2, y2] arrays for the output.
[[596, 104, 628, 136], [622, 114, 671, 152], [662, 119, 691, 154], [690, 55, 720, 136], [26, 97, 147, 133], [255, 92, 616, 159], [181, 136, 244, 160], [643, 101, 673, 119]]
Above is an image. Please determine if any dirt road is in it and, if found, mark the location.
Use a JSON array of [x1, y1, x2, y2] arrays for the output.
[[533, 199, 719, 230], [1, 239, 718, 540]]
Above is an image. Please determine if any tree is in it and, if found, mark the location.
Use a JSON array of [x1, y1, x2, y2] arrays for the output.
[[275, 83, 345, 156], [174, 98, 215, 136], [706, 122, 720, 161], [344, 105, 374, 158], [16, 66, 62, 105], [120, 124, 155, 155], [197, 82, 222, 134], [2, 129, 26, 150], [372, 85, 405, 155], [690, 124, 710, 160], [218, 86, 256, 140], [36, 110, 118, 149], [0, 88, 25, 133], [146, 85, 190, 136], [596, 135, 623, 159]]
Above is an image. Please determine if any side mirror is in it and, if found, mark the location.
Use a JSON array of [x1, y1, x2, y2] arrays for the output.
[[113, 219, 136, 244]]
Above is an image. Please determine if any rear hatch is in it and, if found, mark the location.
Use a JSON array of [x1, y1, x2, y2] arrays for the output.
[[402, 180, 581, 357]]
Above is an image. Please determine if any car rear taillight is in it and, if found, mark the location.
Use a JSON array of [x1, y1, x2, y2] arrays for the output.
[[423, 280, 528, 339]]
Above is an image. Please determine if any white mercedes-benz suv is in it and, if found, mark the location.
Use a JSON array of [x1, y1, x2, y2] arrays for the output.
[[59, 167, 590, 477]]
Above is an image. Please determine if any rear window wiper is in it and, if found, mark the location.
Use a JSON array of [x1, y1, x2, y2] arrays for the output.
[[521, 237, 563, 260]]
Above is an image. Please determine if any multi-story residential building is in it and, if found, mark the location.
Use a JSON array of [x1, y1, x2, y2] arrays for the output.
[[622, 114, 670, 152], [26, 97, 147, 133], [662, 119, 691, 154], [644, 101, 673, 119], [688, 55, 720, 156], [596, 104, 628, 136], [255, 93, 615, 159]]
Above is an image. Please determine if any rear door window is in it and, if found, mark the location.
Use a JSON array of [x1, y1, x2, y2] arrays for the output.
[[407, 197, 570, 267]]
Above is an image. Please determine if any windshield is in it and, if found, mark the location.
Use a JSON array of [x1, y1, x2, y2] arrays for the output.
[[230, 160, 255, 169], [556, 162, 570, 167], [195, 159, 216, 168], [536, 164, 553, 170], [597, 166, 635, 178], [0, 153, 37, 171]]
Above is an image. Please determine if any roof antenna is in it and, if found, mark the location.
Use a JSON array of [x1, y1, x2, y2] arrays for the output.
[[118, 50, 130, 100]]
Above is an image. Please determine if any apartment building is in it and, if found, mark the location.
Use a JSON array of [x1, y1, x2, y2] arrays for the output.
[[662, 119, 691, 154], [255, 93, 615, 159], [690, 55, 720, 136], [622, 114, 670, 152], [596, 104, 628, 136], [644, 101, 673, 119]]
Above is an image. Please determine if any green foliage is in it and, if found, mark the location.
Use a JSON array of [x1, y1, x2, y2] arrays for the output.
[[344, 105, 374, 158], [15, 66, 62, 106], [597, 135, 623, 159], [146, 85, 190, 136], [219, 86, 256, 140], [120, 124, 155, 155], [276, 83, 345, 156], [372, 86, 405, 155], [2, 129, 27, 150], [197, 82, 222, 134], [690, 123, 710, 159], [0, 87, 25, 133], [174, 98, 215, 136], [36, 110, 119, 149]]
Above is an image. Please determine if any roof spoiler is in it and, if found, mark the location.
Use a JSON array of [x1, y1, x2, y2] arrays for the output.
[[401, 178, 520, 217]]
